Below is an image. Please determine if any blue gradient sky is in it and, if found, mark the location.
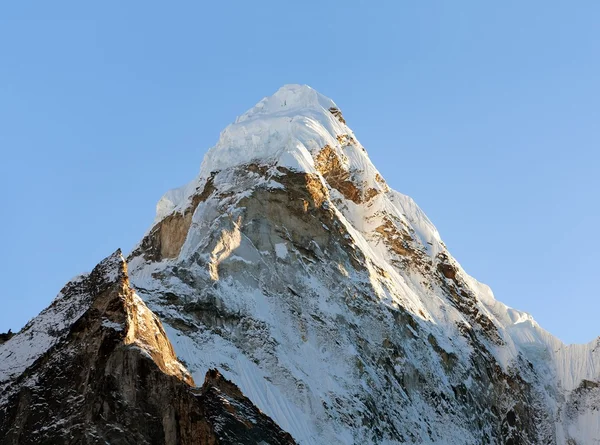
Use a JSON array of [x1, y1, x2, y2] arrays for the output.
[[1, 2, 598, 344]]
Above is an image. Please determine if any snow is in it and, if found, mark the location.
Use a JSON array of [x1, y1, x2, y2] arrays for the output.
[[129, 85, 600, 443], [0, 274, 91, 387], [198, 85, 341, 176], [101, 319, 124, 331], [153, 85, 387, 220], [275, 243, 288, 259], [159, 322, 324, 444], [4, 84, 599, 444]]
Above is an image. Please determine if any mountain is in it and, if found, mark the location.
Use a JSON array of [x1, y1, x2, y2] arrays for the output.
[[0, 251, 295, 444], [2, 84, 599, 444]]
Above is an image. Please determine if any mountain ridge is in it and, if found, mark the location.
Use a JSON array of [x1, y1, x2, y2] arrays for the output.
[[2, 84, 599, 444], [127, 84, 599, 443], [0, 250, 296, 444]]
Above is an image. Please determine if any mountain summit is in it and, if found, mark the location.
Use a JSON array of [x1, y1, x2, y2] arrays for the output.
[[2, 85, 600, 444]]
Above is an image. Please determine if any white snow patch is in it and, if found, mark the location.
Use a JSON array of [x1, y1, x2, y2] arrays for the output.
[[101, 319, 123, 331], [274, 243, 288, 259]]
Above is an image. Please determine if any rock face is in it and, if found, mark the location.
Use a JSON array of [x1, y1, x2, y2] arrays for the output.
[[1, 84, 599, 444], [0, 251, 296, 445]]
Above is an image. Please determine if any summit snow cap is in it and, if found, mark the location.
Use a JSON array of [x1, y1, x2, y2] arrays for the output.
[[235, 84, 338, 123], [155, 84, 389, 223], [199, 84, 353, 177]]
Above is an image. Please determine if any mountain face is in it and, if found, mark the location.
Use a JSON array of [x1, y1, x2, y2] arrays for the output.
[[0, 251, 295, 444], [1, 84, 599, 444]]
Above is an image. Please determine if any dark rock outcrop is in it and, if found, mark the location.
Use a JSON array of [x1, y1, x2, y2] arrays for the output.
[[0, 331, 13, 345], [328, 106, 346, 124]]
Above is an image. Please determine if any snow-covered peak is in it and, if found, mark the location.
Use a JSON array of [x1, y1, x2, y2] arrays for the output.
[[157, 84, 386, 221], [198, 84, 352, 177], [152, 85, 448, 264], [125, 85, 600, 443], [236, 84, 338, 123]]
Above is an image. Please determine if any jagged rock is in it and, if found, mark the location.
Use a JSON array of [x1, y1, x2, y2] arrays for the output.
[[314, 144, 378, 204], [0, 251, 295, 445], [0, 331, 13, 345]]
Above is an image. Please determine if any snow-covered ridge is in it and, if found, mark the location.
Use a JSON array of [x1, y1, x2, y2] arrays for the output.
[[155, 84, 384, 221], [154, 85, 600, 386], [133, 84, 600, 443], [0, 250, 192, 389], [0, 251, 128, 386], [9, 84, 600, 443], [0, 272, 90, 386]]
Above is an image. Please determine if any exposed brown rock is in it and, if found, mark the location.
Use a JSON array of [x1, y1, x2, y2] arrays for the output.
[[375, 219, 413, 257], [372, 216, 433, 273], [315, 145, 348, 178], [336, 133, 357, 146], [315, 145, 377, 204], [438, 262, 457, 280], [134, 174, 216, 262], [231, 166, 367, 272], [0, 251, 296, 445]]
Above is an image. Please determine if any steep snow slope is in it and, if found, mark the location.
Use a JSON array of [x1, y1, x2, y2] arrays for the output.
[[128, 85, 599, 444]]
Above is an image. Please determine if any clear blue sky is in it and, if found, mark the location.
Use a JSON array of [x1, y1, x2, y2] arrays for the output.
[[1, 2, 598, 344]]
